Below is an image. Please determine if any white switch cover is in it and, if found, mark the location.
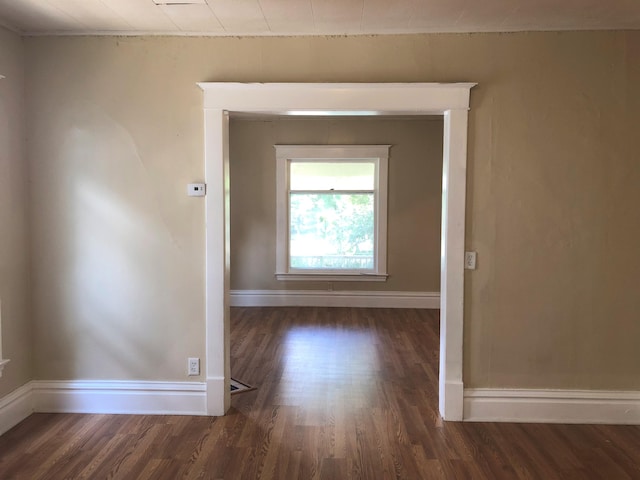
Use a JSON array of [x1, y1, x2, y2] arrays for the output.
[[465, 251, 477, 270], [187, 183, 206, 197]]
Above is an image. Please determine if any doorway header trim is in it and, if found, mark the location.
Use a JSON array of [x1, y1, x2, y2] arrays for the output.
[[198, 82, 475, 114], [200, 81, 475, 420]]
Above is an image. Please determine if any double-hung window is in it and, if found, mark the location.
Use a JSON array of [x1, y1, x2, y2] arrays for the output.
[[275, 145, 390, 281]]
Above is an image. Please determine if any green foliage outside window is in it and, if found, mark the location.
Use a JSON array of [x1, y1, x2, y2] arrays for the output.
[[290, 193, 374, 270]]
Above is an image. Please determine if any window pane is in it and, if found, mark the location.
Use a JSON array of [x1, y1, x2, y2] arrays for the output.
[[290, 162, 374, 191], [290, 193, 374, 270]]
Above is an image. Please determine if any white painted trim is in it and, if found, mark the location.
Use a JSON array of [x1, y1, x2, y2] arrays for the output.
[[205, 376, 226, 416], [274, 144, 390, 278], [203, 109, 231, 416], [31, 380, 207, 416], [275, 143, 288, 277], [439, 108, 470, 421], [199, 83, 476, 113], [376, 145, 389, 276], [0, 380, 209, 433], [464, 388, 640, 424], [274, 144, 392, 159], [230, 290, 440, 309], [274, 273, 388, 282], [200, 82, 475, 421], [0, 383, 34, 436]]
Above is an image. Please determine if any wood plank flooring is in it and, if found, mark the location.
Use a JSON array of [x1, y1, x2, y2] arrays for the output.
[[1, 307, 639, 479]]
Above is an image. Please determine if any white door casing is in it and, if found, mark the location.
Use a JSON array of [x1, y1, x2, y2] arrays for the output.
[[199, 82, 475, 420]]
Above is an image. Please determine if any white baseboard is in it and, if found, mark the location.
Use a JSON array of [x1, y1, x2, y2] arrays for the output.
[[0, 383, 34, 436], [230, 290, 440, 309], [206, 376, 227, 416], [440, 379, 464, 421], [0, 381, 208, 434], [464, 388, 640, 424], [4, 382, 640, 429], [31, 380, 207, 416]]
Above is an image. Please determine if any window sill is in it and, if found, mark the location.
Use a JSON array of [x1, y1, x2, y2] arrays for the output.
[[0, 359, 10, 378], [275, 273, 388, 282]]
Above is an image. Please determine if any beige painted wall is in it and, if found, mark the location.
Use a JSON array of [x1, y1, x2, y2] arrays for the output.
[[229, 117, 443, 292], [26, 38, 207, 381], [0, 27, 31, 397], [24, 31, 640, 390]]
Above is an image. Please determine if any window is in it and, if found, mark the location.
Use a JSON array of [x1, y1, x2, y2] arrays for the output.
[[275, 145, 390, 281]]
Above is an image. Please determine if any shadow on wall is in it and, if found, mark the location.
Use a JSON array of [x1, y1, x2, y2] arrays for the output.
[[37, 105, 192, 380]]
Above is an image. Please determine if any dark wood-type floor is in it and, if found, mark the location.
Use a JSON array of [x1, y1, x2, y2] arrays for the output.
[[1, 307, 639, 479]]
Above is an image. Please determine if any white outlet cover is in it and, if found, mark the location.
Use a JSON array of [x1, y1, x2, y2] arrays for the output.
[[188, 357, 200, 376], [465, 251, 477, 270]]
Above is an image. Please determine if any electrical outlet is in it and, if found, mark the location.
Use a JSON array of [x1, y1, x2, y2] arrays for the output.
[[464, 251, 477, 270], [188, 357, 200, 376]]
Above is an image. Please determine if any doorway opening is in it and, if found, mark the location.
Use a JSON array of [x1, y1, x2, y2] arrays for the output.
[[199, 83, 475, 421]]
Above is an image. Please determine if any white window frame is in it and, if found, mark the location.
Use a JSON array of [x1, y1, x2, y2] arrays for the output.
[[275, 145, 390, 282]]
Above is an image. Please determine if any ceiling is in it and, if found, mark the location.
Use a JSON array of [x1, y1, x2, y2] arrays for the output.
[[0, 0, 639, 37]]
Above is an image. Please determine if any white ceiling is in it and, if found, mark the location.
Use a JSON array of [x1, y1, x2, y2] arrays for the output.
[[0, 0, 639, 36]]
